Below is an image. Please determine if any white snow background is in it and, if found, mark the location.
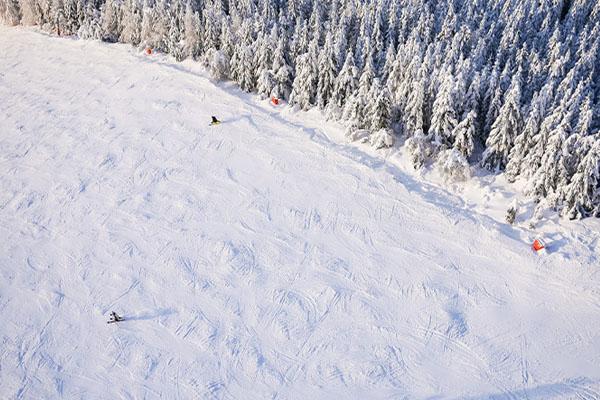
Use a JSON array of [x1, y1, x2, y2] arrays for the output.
[[1, 27, 599, 399]]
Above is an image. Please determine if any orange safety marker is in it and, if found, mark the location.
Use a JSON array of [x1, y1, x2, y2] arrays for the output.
[[532, 238, 545, 252]]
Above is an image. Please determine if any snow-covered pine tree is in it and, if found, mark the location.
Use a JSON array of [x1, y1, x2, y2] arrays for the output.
[[366, 78, 391, 132], [365, 78, 394, 149], [257, 68, 275, 99], [289, 39, 318, 110], [150, 0, 169, 51], [255, 31, 272, 73], [61, 0, 79, 34], [183, 1, 202, 59], [333, 11, 350, 67], [562, 137, 600, 218], [575, 95, 594, 137], [482, 67, 503, 138], [202, 1, 221, 51], [453, 109, 477, 159], [139, 0, 155, 47], [18, 0, 43, 26], [166, 0, 185, 61], [237, 44, 256, 92], [381, 42, 395, 82], [357, 53, 375, 100], [48, 0, 65, 35], [330, 50, 358, 112], [120, 0, 141, 45], [404, 77, 425, 138], [291, 17, 309, 62], [316, 32, 337, 109], [271, 37, 292, 100], [100, 0, 121, 42], [403, 75, 430, 169], [505, 85, 550, 182], [534, 110, 574, 205], [78, 2, 101, 39], [481, 74, 523, 171], [428, 72, 457, 150], [1, 0, 21, 25]]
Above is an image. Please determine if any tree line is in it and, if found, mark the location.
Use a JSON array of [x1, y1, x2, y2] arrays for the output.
[[1, 0, 599, 219]]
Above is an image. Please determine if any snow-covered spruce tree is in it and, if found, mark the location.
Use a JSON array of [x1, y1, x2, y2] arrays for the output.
[[316, 32, 337, 110], [404, 77, 430, 169], [182, 1, 202, 59], [289, 39, 318, 110], [453, 109, 477, 159], [481, 74, 523, 172], [257, 68, 275, 99], [505, 85, 550, 182], [120, 0, 141, 45], [61, 0, 80, 35], [1, 0, 21, 25], [357, 53, 375, 100], [521, 98, 566, 181], [291, 17, 309, 62], [505, 199, 518, 224], [563, 137, 600, 219], [380, 42, 396, 82], [575, 95, 594, 138], [366, 78, 394, 149], [328, 50, 358, 118], [366, 78, 390, 131], [332, 10, 350, 67], [99, 0, 121, 42], [166, 0, 185, 61], [530, 110, 574, 206], [342, 54, 376, 139], [254, 31, 272, 77], [150, 0, 169, 51], [436, 148, 471, 182], [238, 45, 256, 92], [202, 1, 221, 51], [204, 47, 229, 80], [139, 0, 154, 46], [483, 72, 504, 140], [48, 0, 65, 34], [231, 22, 256, 92], [428, 72, 457, 151], [271, 37, 293, 100], [78, 2, 101, 39], [218, 19, 234, 61], [18, 0, 43, 26]]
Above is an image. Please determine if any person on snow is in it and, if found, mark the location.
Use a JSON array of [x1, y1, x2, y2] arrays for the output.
[[108, 311, 123, 323], [211, 116, 220, 125]]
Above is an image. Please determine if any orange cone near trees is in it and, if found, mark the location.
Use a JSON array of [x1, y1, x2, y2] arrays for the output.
[[532, 238, 545, 252]]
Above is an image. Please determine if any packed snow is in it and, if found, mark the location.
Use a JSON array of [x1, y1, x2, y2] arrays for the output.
[[1, 27, 600, 399]]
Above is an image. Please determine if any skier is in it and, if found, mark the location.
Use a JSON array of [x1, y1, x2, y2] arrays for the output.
[[107, 311, 124, 323], [210, 116, 221, 125]]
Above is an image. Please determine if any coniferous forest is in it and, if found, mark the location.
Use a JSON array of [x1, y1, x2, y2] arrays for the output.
[[1, 0, 599, 219]]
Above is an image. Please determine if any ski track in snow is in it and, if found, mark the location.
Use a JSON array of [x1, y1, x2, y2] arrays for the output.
[[1, 27, 600, 399]]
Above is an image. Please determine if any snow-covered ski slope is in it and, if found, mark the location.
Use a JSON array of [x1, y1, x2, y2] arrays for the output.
[[1, 27, 600, 399]]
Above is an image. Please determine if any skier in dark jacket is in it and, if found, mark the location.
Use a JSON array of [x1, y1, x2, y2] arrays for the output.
[[108, 311, 123, 323], [211, 116, 220, 125]]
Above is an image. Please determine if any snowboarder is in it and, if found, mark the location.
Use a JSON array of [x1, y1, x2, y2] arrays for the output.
[[107, 311, 124, 324], [210, 116, 221, 126]]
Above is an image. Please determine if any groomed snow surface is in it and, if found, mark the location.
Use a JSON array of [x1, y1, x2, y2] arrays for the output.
[[1, 27, 600, 399]]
